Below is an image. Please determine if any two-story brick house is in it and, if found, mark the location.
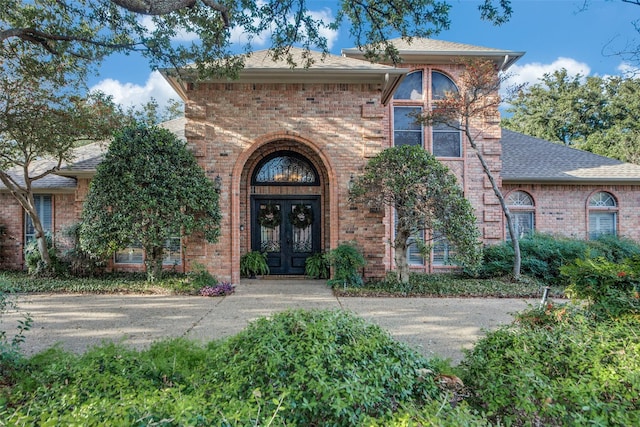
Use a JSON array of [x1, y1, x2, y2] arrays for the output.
[[3, 38, 640, 283]]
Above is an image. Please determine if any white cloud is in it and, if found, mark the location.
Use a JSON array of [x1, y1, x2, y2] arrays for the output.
[[229, 6, 339, 51], [89, 71, 179, 110], [617, 61, 640, 77], [138, 15, 199, 42], [506, 57, 591, 89]]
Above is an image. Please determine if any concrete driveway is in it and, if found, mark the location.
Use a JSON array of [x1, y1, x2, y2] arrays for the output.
[[1, 279, 535, 364]]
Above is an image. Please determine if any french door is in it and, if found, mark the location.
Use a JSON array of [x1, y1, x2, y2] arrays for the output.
[[251, 196, 320, 275]]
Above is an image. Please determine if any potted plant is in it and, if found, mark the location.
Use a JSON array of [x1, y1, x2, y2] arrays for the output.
[[240, 250, 270, 278], [305, 251, 329, 279]]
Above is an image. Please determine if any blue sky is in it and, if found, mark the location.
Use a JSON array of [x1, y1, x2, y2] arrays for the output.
[[88, 0, 640, 109]]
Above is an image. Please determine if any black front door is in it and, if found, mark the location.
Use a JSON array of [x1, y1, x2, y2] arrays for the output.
[[251, 196, 320, 275]]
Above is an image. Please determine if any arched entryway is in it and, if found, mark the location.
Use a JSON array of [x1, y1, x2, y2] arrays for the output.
[[238, 139, 331, 276]]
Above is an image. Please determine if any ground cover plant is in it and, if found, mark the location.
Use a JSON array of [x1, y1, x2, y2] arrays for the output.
[[459, 303, 640, 426], [337, 271, 564, 298], [0, 309, 484, 425]]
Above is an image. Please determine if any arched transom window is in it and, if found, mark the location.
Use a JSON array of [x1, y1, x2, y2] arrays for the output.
[[507, 190, 535, 239], [588, 191, 617, 239], [252, 152, 319, 185]]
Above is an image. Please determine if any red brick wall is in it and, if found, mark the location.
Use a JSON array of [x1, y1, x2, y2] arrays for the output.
[[502, 183, 640, 240]]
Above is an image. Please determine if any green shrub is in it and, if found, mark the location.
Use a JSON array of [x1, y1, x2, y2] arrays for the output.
[[326, 242, 366, 287], [2, 310, 453, 425], [60, 223, 106, 277], [304, 251, 329, 279], [24, 233, 67, 277], [460, 307, 640, 426], [561, 255, 640, 319], [477, 233, 640, 285]]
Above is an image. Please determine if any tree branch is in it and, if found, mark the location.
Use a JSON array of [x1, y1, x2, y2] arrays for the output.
[[109, 0, 230, 27]]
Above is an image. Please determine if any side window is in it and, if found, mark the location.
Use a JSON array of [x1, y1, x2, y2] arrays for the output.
[[25, 194, 52, 244], [393, 106, 423, 147], [588, 192, 617, 239], [432, 232, 456, 266], [114, 237, 181, 265], [431, 71, 461, 157], [506, 191, 535, 239], [115, 243, 144, 264]]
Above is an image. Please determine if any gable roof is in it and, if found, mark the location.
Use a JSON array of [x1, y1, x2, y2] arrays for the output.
[[342, 38, 524, 71], [161, 47, 408, 105], [501, 129, 640, 184]]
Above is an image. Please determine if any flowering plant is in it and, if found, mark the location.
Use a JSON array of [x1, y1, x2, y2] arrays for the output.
[[199, 282, 235, 297]]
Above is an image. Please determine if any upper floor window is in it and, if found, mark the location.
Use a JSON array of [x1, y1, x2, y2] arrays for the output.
[[506, 191, 535, 239], [431, 71, 461, 157], [588, 192, 617, 239], [25, 194, 52, 244], [252, 152, 318, 185], [432, 71, 459, 100], [393, 106, 423, 147], [394, 70, 423, 100]]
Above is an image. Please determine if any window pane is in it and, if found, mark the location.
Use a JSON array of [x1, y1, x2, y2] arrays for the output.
[[394, 106, 423, 147], [507, 191, 534, 207], [254, 154, 317, 184], [408, 235, 424, 266], [25, 194, 52, 243], [432, 71, 458, 100], [432, 233, 456, 266], [115, 244, 144, 264], [394, 70, 423, 100], [589, 192, 616, 207], [163, 237, 182, 265], [509, 211, 534, 239], [432, 131, 461, 157], [589, 212, 616, 239]]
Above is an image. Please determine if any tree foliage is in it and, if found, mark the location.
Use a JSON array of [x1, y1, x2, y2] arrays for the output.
[[419, 58, 523, 279], [79, 124, 221, 281], [349, 145, 481, 283], [2, 0, 513, 85], [0, 73, 128, 271], [504, 70, 640, 163]]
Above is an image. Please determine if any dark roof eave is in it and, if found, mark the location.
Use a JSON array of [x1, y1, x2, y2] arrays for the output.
[[503, 177, 640, 185]]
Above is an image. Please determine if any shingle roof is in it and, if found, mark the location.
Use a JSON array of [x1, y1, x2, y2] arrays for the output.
[[342, 38, 524, 70], [501, 129, 640, 183], [242, 47, 401, 71]]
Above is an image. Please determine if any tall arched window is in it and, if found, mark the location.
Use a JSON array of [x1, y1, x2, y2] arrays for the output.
[[431, 71, 461, 157], [506, 190, 535, 239], [588, 191, 617, 239], [393, 70, 424, 147]]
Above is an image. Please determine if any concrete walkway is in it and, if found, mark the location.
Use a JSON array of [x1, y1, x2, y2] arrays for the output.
[[1, 279, 534, 364]]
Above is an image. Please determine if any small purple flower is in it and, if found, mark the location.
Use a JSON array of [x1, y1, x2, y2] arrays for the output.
[[199, 282, 235, 297]]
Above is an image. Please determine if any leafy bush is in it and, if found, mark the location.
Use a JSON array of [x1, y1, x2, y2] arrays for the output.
[[561, 255, 640, 319], [326, 242, 366, 288], [60, 223, 106, 277], [2, 310, 459, 425], [304, 251, 329, 279], [460, 306, 640, 426], [23, 234, 66, 276], [477, 233, 640, 285], [0, 281, 31, 382]]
